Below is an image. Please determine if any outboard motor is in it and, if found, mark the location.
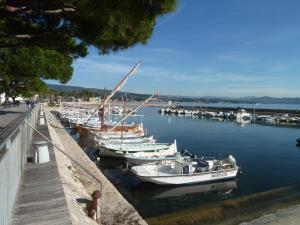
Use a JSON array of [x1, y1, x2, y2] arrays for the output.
[[227, 154, 237, 166]]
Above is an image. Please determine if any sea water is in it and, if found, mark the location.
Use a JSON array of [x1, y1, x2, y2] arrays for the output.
[[79, 107, 300, 219]]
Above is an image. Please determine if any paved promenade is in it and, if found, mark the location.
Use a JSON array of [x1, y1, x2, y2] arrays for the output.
[[0, 105, 28, 133], [11, 109, 72, 225]]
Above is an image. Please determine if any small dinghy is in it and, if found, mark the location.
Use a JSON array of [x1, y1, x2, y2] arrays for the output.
[[131, 153, 240, 185]]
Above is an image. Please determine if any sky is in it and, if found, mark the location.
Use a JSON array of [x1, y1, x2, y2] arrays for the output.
[[48, 0, 300, 97]]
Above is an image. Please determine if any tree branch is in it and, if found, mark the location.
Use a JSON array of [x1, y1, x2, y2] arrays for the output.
[[4, 5, 23, 12], [1, 3, 76, 15], [15, 34, 32, 39], [44, 7, 76, 14]]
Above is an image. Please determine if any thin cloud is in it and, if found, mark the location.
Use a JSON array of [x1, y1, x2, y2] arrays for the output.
[[214, 53, 258, 64], [73, 58, 132, 75]]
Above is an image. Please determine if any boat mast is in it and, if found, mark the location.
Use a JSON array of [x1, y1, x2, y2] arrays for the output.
[[121, 95, 125, 139], [105, 91, 159, 133], [85, 61, 141, 124], [108, 99, 111, 122], [101, 89, 106, 130], [101, 100, 105, 130]]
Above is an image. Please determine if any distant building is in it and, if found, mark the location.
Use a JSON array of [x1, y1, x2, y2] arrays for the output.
[[89, 97, 101, 103], [0, 93, 25, 104], [0, 93, 5, 104]]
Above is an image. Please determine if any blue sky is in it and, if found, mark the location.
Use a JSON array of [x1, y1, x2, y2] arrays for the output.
[[48, 0, 300, 97]]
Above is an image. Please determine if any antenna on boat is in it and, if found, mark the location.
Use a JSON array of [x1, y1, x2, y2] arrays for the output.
[[85, 60, 142, 124], [104, 91, 160, 133]]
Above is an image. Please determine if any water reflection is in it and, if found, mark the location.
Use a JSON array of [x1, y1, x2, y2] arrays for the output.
[[96, 157, 127, 169], [132, 180, 237, 199], [167, 116, 172, 124]]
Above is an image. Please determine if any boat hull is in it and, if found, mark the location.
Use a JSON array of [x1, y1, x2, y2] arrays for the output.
[[98, 147, 126, 158], [98, 143, 176, 159], [134, 168, 239, 185], [76, 123, 141, 136]]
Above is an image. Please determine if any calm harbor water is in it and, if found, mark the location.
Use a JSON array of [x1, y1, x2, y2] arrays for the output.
[[179, 102, 300, 110], [77, 107, 300, 219]]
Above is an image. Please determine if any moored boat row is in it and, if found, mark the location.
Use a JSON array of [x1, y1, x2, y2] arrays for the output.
[[56, 62, 240, 186], [159, 107, 300, 125], [57, 103, 241, 185]]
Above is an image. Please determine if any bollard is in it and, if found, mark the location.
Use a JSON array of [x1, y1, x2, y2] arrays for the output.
[[34, 141, 50, 164], [39, 117, 45, 125], [90, 190, 100, 220]]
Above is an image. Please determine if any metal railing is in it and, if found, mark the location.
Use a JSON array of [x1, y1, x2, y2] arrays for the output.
[[0, 105, 39, 225]]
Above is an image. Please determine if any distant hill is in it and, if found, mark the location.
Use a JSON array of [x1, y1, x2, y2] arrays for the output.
[[47, 84, 152, 101], [46, 84, 300, 104]]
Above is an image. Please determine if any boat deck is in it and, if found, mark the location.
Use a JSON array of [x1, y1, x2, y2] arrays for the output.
[[133, 164, 177, 176]]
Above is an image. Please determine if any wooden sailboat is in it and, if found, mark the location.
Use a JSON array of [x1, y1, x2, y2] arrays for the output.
[[75, 61, 142, 136]]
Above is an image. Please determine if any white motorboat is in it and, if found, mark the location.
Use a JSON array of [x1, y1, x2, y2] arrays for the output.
[[110, 106, 124, 115], [256, 115, 276, 124], [277, 114, 289, 122], [288, 117, 300, 124], [236, 109, 252, 123], [98, 140, 177, 158], [131, 154, 239, 185]]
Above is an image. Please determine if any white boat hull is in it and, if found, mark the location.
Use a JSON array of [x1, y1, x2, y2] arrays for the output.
[[134, 168, 239, 185], [99, 141, 177, 159], [99, 146, 176, 159]]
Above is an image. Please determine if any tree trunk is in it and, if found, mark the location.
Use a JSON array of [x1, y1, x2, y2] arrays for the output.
[[12, 96, 16, 106], [4, 92, 10, 104]]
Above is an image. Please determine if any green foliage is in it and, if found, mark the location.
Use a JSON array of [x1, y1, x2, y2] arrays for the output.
[[0, 47, 73, 101], [0, 0, 177, 101], [80, 90, 96, 101], [0, 0, 177, 54]]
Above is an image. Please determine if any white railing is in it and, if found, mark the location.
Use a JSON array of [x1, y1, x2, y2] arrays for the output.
[[0, 105, 39, 225]]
